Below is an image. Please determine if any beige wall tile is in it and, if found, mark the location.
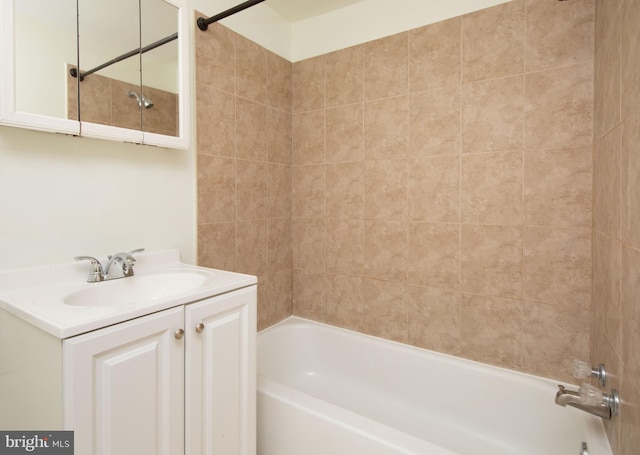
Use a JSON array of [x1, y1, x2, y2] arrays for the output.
[[363, 279, 408, 343], [267, 51, 292, 112], [111, 80, 142, 131], [621, 113, 640, 248], [267, 108, 292, 164], [293, 269, 325, 321], [409, 155, 460, 223], [364, 33, 409, 101], [594, 126, 621, 237], [292, 110, 325, 164], [292, 56, 325, 113], [524, 147, 592, 227], [292, 218, 324, 272], [364, 96, 408, 160], [409, 17, 461, 92], [326, 45, 364, 108], [621, 245, 640, 393], [593, 231, 621, 355], [326, 104, 364, 163], [197, 154, 236, 223], [525, 61, 593, 149], [462, 0, 525, 82], [409, 86, 461, 157], [621, 0, 640, 121], [462, 76, 524, 154], [78, 74, 112, 126], [195, 22, 235, 94], [197, 222, 236, 271], [292, 165, 324, 218], [268, 218, 292, 273], [325, 273, 364, 331], [460, 294, 523, 369], [364, 220, 407, 281], [236, 160, 268, 221], [407, 223, 460, 290], [235, 34, 266, 104], [236, 98, 266, 161], [594, 0, 621, 140], [268, 163, 292, 219], [236, 220, 268, 279], [364, 159, 407, 220], [522, 303, 590, 382], [523, 227, 591, 309], [326, 162, 364, 220], [620, 369, 640, 455], [591, 321, 622, 450], [196, 85, 235, 157], [461, 224, 522, 299], [325, 219, 364, 276], [461, 151, 523, 225], [408, 286, 461, 355], [525, 0, 594, 72], [264, 268, 292, 330]]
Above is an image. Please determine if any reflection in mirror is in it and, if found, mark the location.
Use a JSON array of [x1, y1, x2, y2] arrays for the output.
[[14, 0, 78, 120], [74, 0, 142, 131], [69, 0, 179, 137], [141, 0, 179, 137]]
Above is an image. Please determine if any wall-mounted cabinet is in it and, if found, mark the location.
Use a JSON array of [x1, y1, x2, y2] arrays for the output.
[[0, 0, 190, 149]]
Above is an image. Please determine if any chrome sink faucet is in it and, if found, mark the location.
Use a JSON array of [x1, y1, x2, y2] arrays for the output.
[[75, 248, 145, 283]]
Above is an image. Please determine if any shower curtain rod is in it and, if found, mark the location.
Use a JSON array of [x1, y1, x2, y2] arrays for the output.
[[69, 32, 178, 81], [197, 0, 266, 31]]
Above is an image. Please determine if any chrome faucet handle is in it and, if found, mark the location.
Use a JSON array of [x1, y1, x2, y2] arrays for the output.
[[573, 360, 607, 387], [74, 256, 105, 282], [129, 248, 145, 255]]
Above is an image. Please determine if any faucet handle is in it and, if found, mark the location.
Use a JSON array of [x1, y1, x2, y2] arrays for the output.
[[129, 248, 145, 255], [579, 383, 603, 406], [572, 360, 607, 387], [74, 256, 105, 282]]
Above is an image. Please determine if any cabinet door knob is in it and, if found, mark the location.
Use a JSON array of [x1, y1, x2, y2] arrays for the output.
[[174, 328, 185, 340], [195, 323, 205, 334]]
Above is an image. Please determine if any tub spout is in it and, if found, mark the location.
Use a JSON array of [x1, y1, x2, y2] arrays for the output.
[[555, 384, 619, 420]]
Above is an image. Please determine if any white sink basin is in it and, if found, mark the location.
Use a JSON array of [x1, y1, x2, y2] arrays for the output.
[[0, 250, 257, 338], [63, 271, 210, 307]]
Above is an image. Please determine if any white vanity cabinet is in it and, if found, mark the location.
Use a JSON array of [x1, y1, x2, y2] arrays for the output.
[[1, 284, 256, 455]]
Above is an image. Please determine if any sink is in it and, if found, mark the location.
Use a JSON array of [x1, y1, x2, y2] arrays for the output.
[[63, 271, 210, 307], [0, 249, 257, 338]]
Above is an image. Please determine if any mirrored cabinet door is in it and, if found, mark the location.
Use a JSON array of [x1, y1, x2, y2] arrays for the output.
[[5, 0, 80, 134], [140, 0, 180, 140], [76, 0, 143, 142]]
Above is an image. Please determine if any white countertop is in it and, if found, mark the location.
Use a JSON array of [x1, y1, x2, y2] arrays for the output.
[[0, 250, 257, 338]]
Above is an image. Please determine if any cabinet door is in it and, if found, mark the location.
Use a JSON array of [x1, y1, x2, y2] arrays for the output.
[[63, 306, 185, 455], [185, 285, 257, 455]]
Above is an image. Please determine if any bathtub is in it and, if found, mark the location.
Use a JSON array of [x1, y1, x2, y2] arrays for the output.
[[257, 317, 612, 455]]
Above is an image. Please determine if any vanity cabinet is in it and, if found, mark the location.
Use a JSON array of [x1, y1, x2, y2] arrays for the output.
[[2, 284, 256, 455]]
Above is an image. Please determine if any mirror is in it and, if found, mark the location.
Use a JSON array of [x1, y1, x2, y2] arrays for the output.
[[0, 0, 190, 149]]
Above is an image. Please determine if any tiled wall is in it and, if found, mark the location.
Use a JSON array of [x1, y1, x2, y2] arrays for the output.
[[195, 21, 293, 330], [291, 0, 594, 382], [67, 70, 178, 136], [592, 0, 640, 452]]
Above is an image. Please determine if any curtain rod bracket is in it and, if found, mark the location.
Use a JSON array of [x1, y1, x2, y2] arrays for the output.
[[197, 0, 266, 31]]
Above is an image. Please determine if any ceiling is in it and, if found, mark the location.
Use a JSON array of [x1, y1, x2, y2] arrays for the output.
[[264, 0, 367, 22]]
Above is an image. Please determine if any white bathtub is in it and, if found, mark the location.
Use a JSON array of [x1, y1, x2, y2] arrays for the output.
[[257, 317, 612, 455]]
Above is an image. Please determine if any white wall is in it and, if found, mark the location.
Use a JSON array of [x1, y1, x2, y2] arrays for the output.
[[0, 126, 195, 270], [290, 0, 512, 61]]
